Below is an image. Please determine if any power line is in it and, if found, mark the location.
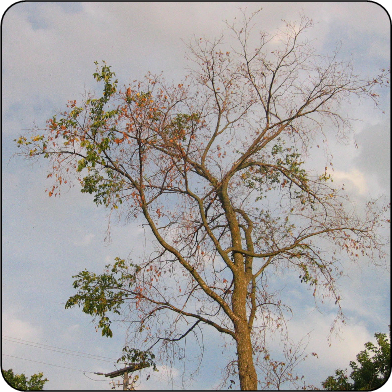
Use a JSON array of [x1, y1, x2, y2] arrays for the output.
[[2, 353, 95, 374], [3, 337, 115, 363], [3, 335, 117, 361], [3, 353, 184, 389], [82, 372, 108, 382], [2, 335, 118, 363], [3, 336, 185, 388]]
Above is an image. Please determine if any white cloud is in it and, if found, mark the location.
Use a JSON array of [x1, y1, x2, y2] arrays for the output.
[[328, 2, 389, 37], [73, 233, 95, 247], [137, 365, 182, 390], [58, 324, 81, 345], [66, 323, 80, 333], [303, 312, 371, 366], [332, 168, 368, 195], [2, 313, 43, 353], [284, 310, 375, 387]]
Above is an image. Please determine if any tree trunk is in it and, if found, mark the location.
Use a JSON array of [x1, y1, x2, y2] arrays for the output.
[[232, 274, 258, 390], [235, 319, 258, 390], [218, 183, 258, 389]]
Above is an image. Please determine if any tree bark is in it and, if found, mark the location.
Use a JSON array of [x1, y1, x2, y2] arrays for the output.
[[232, 275, 258, 390], [235, 319, 258, 390], [218, 182, 258, 389]]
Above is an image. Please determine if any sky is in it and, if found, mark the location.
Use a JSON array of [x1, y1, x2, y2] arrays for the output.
[[1, 2, 391, 390]]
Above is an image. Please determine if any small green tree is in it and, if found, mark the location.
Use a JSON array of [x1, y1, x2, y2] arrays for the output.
[[322, 330, 391, 390], [2, 369, 48, 391]]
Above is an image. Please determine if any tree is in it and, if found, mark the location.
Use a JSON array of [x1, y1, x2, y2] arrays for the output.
[[322, 330, 391, 390], [2, 369, 48, 390], [15, 10, 389, 390]]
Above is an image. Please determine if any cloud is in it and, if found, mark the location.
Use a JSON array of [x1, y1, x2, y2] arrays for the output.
[[137, 365, 181, 390], [284, 310, 375, 387], [2, 313, 43, 353], [73, 233, 95, 247], [331, 169, 368, 195], [312, 319, 372, 368], [354, 119, 391, 195], [58, 324, 81, 345]]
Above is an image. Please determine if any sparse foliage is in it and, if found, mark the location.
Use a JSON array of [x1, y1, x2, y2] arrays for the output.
[[16, 10, 389, 390]]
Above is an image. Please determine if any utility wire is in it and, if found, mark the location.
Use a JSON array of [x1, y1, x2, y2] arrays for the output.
[[2, 353, 95, 374], [3, 353, 184, 388], [3, 336, 184, 388], [3, 335, 118, 360], [2, 335, 118, 363]]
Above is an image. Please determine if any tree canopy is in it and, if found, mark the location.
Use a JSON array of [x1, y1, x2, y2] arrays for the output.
[[16, 10, 389, 390], [2, 369, 48, 391], [322, 330, 391, 390]]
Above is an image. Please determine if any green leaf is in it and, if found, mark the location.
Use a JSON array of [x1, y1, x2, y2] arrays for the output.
[[65, 258, 138, 338]]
